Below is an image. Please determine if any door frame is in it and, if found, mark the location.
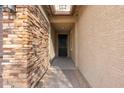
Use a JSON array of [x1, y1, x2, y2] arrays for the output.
[[56, 32, 70, 57]]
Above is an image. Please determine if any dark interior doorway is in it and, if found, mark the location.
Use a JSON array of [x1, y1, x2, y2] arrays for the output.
[[58, 34, 68, 57]]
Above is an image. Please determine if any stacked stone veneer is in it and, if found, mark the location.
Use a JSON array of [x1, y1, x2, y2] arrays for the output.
[[27, 6, 49, 87], [2, 5, 50, 87], [0, 6, 3, 87]]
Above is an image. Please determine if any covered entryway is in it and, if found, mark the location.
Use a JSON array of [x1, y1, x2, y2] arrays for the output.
[[1, 5, 124, 88], [35, 5, 86, 88]]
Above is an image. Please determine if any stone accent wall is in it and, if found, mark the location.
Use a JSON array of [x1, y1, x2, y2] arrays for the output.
[[2, 6, 29, 88], [2, 5, 50, 88], [0, 6, 3, 87], [27, 6, 49, 87]]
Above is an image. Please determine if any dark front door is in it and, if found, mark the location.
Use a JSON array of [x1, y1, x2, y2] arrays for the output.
[[58, 35, 68, 57]]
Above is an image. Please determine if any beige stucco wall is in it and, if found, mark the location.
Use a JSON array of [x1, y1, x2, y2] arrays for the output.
[[77, 6, 124, 87], [50, 28, 56, 61], [70, 27, 76, 62]]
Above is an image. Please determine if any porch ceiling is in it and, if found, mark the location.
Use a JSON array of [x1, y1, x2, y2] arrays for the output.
[[51, 23, 74, 32], [42, 5, 81, 32]]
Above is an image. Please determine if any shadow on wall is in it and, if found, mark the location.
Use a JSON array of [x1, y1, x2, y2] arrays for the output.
[[49, 28, 56, 63]]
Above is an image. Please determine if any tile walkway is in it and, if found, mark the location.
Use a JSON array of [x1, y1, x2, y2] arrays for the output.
[[36, 57, 90, 88]]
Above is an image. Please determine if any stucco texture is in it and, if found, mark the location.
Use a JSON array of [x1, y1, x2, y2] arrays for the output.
[[77, 6, 124, 87]]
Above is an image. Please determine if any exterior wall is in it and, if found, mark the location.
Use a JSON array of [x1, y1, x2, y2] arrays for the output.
[[2, 5, 50, 88], [0, 6, 3, 87], [75, 23, 79, 67], [2, 6, 26, 87], [49, 28, 56, 61], [27, 6, 50, 87], [77, 6, 124, 87], [70, 26, 76, 62]]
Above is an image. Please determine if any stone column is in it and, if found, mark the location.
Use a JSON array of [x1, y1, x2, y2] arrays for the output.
[[2, 6, 28, 88], [2, 5, 50, 88], [0, 5, 3, 88]]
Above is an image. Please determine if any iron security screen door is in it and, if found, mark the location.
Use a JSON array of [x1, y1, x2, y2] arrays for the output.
[[58, 35, 67, 57]]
